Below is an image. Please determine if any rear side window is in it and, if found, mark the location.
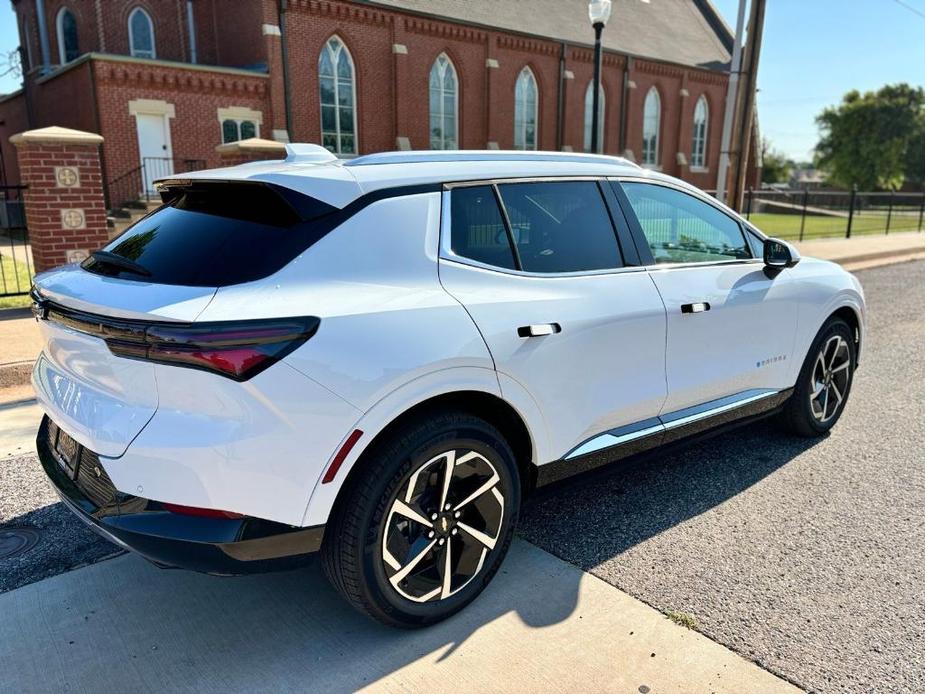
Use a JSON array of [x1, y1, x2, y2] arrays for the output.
[[621, 182, 751, 264], [497, 181, 622, 273], [448, 181, 623, 274], [449, 186, 517, 270], [82, 182, 336, 287]]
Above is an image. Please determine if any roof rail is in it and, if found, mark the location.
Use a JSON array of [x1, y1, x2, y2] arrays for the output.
[[344, 150, 641, 168], [284, 143, 339, 164]]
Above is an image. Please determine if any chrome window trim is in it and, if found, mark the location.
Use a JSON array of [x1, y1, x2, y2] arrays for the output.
[[438, 181, 643, 279], [613, 176, 758, 267]]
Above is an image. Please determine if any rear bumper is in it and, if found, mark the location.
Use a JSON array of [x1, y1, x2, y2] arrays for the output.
[[37, 416, 324, 575]]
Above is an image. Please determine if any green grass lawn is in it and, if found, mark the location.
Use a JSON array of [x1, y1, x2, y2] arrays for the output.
[[746, 211, 924, 240], [0, 252, 34, 309]]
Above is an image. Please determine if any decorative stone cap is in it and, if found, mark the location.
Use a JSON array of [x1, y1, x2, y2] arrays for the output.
[[10, 126, 104, 146], [215, 137, 287, 155]]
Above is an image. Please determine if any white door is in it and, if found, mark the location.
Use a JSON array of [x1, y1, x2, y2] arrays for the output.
[[618, 180, 800, 414], [134, 113, 173, 194], [438, 180, 668, 462]]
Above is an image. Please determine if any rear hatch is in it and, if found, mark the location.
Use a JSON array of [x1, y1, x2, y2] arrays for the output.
[[32, 180, 335, 458]]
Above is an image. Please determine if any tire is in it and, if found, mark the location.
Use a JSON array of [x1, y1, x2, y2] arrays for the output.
[[779, 317, 856, 437], [321, 409, 521, 628]]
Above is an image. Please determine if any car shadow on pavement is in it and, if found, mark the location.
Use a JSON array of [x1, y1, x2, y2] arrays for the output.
[[519, 419, 824, 569]]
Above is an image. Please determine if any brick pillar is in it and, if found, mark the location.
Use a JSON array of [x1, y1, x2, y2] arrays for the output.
[[215, 137, 286, 166], [10, 126, 108, 273]]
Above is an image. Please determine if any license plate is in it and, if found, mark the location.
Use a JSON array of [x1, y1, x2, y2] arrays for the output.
[[53, 426, 81, 476]]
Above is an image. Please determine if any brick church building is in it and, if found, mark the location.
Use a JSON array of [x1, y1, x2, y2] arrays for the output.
[[0, 0, 740, 208]]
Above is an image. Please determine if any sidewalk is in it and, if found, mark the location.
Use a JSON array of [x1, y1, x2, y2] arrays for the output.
[[0, 539, 798, 692]]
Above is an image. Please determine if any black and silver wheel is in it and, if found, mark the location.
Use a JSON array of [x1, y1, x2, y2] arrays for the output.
[[780, 317, 856, 436], [322, 410, 520, 628]]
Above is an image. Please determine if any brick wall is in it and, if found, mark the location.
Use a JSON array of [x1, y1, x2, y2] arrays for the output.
[[7, 0, 741, 193], [12, 128, 109, 273]]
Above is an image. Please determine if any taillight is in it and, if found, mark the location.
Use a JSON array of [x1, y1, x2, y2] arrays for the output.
[[106, 317, 319, 381]]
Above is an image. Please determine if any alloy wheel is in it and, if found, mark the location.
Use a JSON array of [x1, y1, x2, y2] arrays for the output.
[[809, 335, 851, 423], [382, 449, 504, 603]]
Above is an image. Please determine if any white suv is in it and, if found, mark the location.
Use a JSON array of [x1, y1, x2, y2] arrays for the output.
[[32, 148, 865, 627]]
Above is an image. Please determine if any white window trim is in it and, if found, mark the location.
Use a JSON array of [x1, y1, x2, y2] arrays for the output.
[[429, 53, 459, 150], [691, 95, 709, 169], [220, 118, 261, 143], [514, 66, 538, 151], [583, 80, 605, 153], [128, 7, 156, 60], [56, 7, 77, 65], [642, 86, 661, 168], [318, 36, 358, 156]]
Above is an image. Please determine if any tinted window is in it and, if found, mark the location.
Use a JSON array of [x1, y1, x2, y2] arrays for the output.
[[497, 181, 622, 273], [622, 182, 751, 264], [82, 182, 335, 287], [449, 186, 517, 270]]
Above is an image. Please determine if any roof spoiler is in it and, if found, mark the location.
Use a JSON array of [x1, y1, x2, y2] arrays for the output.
[[284, 143, 339, 164]]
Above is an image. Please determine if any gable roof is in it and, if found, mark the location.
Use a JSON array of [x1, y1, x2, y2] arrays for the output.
[[362, 0, 733, 71]]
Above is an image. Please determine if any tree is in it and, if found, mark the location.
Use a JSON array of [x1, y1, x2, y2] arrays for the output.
[[814, 84, 925, 190], [760, 140, 794, 184]]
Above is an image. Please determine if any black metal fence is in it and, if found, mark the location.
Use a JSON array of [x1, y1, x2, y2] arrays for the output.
[[106, 157, 207, 211], [0, 185, 31, 298], [707, 188, 925, 241]]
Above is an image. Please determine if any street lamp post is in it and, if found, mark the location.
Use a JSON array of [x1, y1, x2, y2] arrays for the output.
[[588, 0, 612, 154]]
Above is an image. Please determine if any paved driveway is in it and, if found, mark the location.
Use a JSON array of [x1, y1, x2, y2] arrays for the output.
[[522, 259, 925, 693]]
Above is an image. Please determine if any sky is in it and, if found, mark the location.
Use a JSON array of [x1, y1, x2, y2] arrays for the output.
[[711, 0, 925, 162], [0, 0, 923, 161]]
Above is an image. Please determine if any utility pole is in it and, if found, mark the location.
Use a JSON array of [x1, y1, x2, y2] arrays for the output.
[[715, 0, 747, 205], [729, 0, 767, 212]]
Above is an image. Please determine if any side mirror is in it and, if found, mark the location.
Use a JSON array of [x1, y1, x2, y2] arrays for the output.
[[763, 237, 800, 269]]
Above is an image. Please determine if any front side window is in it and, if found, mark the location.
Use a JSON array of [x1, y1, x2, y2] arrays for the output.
[[514, 67, 538, 151], [583, 81, 604, 153], [622, 182, 751, 264], [128, 7, 156, 59], [642, 87, 661, 167], [691, 96, 708, 168], [221, 119, 258, 143], [498, 181, 622, 273], [56, 8, 79, 63], [449, 186, 517, 270], [319, 36, 356, 155], [429, 54, 458, 150]]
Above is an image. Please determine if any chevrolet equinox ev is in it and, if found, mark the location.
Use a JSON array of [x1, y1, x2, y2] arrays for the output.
[[31, 148, 865, 627]]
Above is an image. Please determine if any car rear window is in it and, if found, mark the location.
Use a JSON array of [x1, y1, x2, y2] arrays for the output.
[[81, 182, 337, 287]]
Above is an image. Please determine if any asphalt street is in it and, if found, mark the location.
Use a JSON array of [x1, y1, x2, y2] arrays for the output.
[[1, 259, 923, 692], [523, 259, 925, 693]]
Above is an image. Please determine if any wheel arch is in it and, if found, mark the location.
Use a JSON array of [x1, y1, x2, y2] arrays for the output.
[[829, 305, 862, 365], [301, 369, 540, 526]]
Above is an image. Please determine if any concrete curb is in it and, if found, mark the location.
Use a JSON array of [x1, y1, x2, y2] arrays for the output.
[[0, 360, 33, 388]]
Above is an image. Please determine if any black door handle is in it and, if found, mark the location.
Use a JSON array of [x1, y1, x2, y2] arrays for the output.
[[517, 323, 562, 338], [681, 302, 710, 314]]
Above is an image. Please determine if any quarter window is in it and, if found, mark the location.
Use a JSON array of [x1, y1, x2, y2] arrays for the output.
[[691, 96, 708, 169], [128, 8, 156, 59], [319, 36, 357, 155], [56, 8, 79, 64], [429, 54, 458, 150], [497, 181, 622, 273], [449, 186, 517, 271], [642, 87, 661, 167], [514, 68, 538, 150], [622, 182, 751, 264]]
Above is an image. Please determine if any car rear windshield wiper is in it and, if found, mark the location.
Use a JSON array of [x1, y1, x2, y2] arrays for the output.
[[89, 251, 152, 278]]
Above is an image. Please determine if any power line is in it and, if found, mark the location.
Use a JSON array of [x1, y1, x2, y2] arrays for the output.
[[891, 0, 925, 20]]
